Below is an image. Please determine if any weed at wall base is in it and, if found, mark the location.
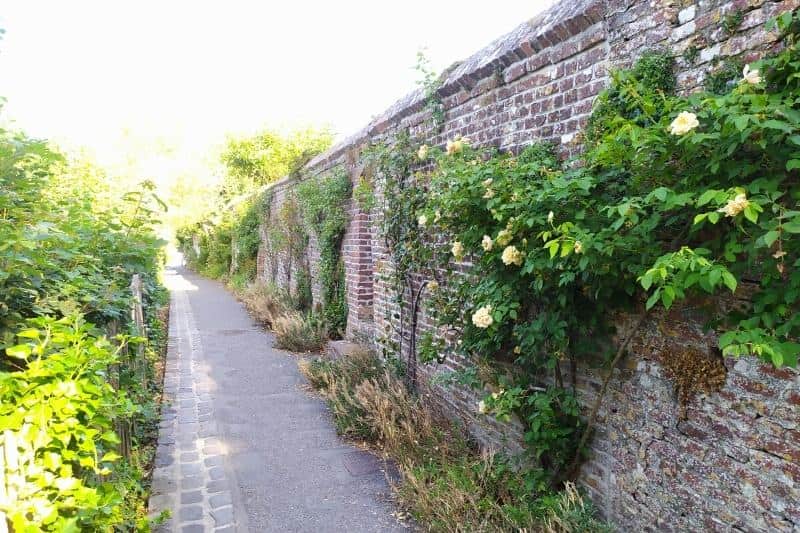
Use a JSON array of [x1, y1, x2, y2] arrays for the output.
[[299, 350, 612, 532], [273, 312, 327, 353]]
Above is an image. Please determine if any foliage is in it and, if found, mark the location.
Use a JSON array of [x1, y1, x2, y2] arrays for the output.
[[415, 51, 446, 129], [361, 132, 432, 386], [178, 128, 333, 292], [704, 58, 744, 94], [393, 9, 800, 495], [296, 169, 351, 337], [0, 134, 165, 341], [353, 175, 376, 212], [299, 350, 610, 532], [1, 316, 133, 530], [220, 127, 333, 199], [585, 49, 675, 143], [722, 9, 745, 34], [0, 125, 167, 530]]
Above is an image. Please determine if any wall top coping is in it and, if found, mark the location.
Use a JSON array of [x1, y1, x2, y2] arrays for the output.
[[298, 0, 605, 174]]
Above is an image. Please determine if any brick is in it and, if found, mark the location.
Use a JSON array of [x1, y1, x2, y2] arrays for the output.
[[250, 1, 800, 531]]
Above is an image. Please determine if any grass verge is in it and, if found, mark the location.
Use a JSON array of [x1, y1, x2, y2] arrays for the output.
[[299, 349, 613, 533]]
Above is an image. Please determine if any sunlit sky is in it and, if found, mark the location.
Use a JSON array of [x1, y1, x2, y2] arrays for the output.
[[0, 1, 553, 173]]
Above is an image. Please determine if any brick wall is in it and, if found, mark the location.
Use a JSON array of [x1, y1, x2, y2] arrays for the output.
[[255, 0, 800, 529]]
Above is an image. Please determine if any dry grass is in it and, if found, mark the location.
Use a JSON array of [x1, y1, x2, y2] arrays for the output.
[[236, 281, 328, 353], [273, 311, 327, 353], [238, 281, 291, 328], [299, 350, 611, 533]]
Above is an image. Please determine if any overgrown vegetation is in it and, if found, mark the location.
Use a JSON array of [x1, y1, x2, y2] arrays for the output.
[[0, 124, 168, 530], [177, 127, 332, 284], [295, 170, 351, 338], [389, 9, 800, 495], [176, 128, 350, 340], [299, 350, 611, 532]]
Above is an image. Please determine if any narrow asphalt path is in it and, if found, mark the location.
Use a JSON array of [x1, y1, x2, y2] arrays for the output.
[[149, 267, 406, 532]]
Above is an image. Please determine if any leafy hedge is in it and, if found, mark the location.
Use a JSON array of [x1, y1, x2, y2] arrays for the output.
[[0, 125, 167, 531]]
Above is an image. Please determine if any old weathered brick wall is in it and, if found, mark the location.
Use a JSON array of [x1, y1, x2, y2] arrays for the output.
[[255, 0, 800, 530]]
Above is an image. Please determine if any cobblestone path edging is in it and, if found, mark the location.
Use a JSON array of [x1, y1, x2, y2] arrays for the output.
[[148, 287, 238, 532]]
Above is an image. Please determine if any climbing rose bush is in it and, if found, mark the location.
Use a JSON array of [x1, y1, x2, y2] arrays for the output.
[[405, 8, 800, 490]]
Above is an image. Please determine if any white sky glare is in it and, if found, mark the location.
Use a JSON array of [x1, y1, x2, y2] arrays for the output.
[[0, 0, 554, 165]]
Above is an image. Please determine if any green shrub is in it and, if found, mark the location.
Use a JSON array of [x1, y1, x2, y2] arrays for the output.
[[0, 126, 167, 529]]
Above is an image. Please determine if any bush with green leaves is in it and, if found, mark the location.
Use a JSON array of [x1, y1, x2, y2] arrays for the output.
[[394, 7, 800, 492], [0, 124, 167, 530]]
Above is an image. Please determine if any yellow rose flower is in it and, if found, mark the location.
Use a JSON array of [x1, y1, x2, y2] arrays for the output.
[[573, 240, 583, 254], [482, 235, 493, 251], [418, 145, 429, 160], [451, 241, 464, 260], [427, 280, 439, 292], [483, 188, 494, 199], [742, 65, 762, 84], [669, 111, 699, 135], [478, 400, 488, 414], [547, 211, 554, 223], [501, 245, 523, 266], [446, 139, 464, 155], [717, 193, 749, 217], [418, 214, 428, 226], [434, 210, 442, 223], [513, 346, 521, 354], [496, 229, 512, 247], [483, 178, 493, 187], [472, 305, 494, 328]]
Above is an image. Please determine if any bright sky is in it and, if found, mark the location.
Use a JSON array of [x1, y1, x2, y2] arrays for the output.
[[0, 0, 553, 172]]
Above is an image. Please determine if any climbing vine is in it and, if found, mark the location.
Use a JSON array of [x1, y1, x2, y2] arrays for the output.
[[296, 169, 352, 336], [362, 133, 437, 387], [373, 8, 800, 492]]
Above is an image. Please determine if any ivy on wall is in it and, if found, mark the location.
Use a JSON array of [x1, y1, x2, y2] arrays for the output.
[[296, 169, 352, 337]]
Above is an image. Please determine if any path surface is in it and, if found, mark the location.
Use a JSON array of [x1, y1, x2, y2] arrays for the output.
[[149, 267, 406, 532]]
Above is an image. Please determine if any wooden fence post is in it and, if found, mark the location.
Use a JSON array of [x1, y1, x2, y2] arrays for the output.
[[130, 274, 147, 389]]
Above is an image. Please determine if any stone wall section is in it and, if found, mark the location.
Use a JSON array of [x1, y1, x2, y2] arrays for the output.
[[254, 0, 800, 530]]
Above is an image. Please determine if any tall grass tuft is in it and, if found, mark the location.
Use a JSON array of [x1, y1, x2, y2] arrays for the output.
[[299, 350, 612, 532]]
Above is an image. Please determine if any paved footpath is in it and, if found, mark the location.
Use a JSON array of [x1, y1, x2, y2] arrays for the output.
[[149, 267, 407, 532]]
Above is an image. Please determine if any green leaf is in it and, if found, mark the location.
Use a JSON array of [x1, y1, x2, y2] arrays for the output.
[[743, 205, 758, 223], [661, 287, 675, 309], [718, 331, 737, 347], [763, 230, 780, 247], [787, 159, 800, 171], [6, 344, 31, 359], [100, 451, 121, 462], [763, 119, 793, 132], [697, 190, 719, 207], [646, 289, 661, 310], [784, 220, 800, 234], [640, 271, 653, 290], [722, 272, 737, 292]]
